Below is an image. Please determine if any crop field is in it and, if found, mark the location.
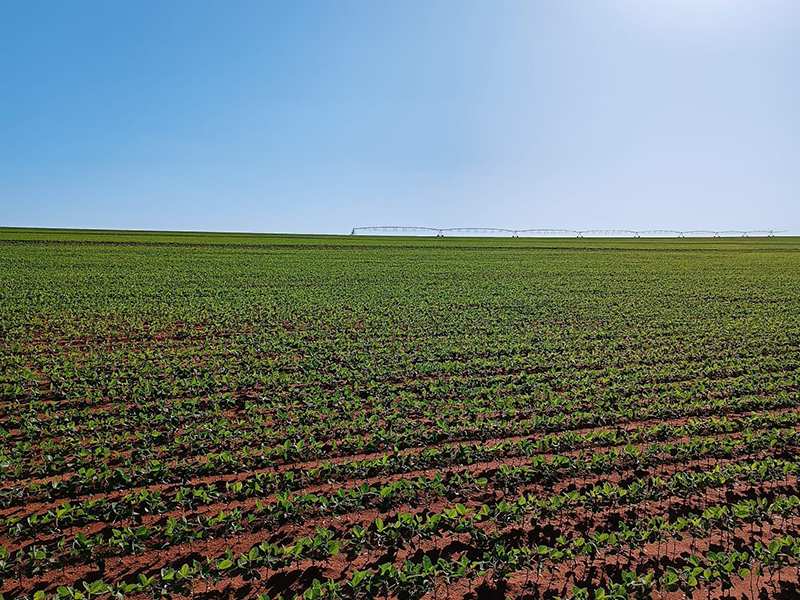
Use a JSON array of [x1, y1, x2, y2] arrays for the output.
[[2, 229, 800, 600]]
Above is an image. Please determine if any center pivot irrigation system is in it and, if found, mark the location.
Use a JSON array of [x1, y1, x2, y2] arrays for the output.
[[351, 226, 787, 238]]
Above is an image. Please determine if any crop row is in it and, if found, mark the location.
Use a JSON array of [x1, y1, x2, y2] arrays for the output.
[[4, 451, 798, 591], [4, 397, 800, 483]]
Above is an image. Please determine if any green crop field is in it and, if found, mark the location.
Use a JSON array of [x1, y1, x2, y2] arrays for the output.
[[1, 228, 800, 600]]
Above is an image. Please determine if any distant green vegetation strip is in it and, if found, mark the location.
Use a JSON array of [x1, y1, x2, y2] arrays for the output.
[[0, 226, 798, 249]]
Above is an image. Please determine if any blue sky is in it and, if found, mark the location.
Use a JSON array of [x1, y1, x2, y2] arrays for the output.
[[2, 1, 798, 234]]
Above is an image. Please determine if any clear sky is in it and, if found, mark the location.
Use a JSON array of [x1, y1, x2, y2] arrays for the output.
[[2, 1, 798, 234]]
